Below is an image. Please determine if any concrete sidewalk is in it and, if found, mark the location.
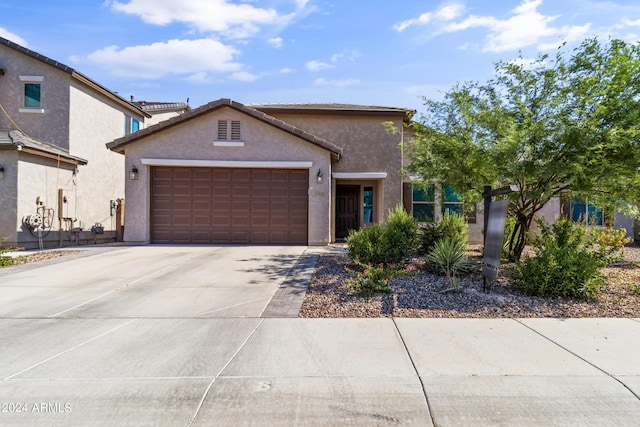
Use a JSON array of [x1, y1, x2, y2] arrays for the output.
[[0, 246, 639, 426]]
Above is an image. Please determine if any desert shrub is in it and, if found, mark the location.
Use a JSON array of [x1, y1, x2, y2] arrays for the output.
[[387, 205, 419, 247], [346, 205, 419, 265], [426, 237, 476, 291], [345, 260, 416, 295], [346, 224, 387, 266], [419, 211, 468, 254], [510, 219, 625, 299], [0, 248, 21, 267]]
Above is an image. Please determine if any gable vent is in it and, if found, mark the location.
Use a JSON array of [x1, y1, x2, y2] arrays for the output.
[[217, 120, 228, 140], [230, 120, 241, 140]]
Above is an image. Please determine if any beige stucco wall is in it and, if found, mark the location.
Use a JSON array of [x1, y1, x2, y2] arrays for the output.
[[12, 155, 77, 248], [145, 111, 184, 127], [263, 113, 406, 222], [0, 152, 18, 246], [121, 107, 332, 245], [0, 46, 71, 149], [68, 83, 145, 241]]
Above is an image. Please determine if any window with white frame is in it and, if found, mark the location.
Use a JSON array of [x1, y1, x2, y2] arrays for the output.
[[19, 76, 44, 112], [125, 115, 140, 135]]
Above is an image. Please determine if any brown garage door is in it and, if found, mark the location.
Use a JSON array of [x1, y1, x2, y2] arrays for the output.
[[151, 167, 308, 244]]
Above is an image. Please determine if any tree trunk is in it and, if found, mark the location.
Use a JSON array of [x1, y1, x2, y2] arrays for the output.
[[508, 212, 534, 261]]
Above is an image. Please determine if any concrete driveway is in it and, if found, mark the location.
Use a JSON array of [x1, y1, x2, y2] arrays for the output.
[[1, 245, 639, 426], [0, 245, 311, 318]]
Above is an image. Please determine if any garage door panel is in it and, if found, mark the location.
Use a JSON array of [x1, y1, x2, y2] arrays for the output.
[[151, 166, 308, 244]]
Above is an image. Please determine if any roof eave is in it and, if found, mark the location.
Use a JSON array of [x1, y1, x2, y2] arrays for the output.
[[71, 72, 151, 118], [107, 98, 344, 158]]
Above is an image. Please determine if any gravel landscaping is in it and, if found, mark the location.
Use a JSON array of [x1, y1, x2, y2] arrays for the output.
[[300, 245, 640, 318]]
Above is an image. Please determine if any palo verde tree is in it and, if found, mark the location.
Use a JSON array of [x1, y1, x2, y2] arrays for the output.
[[408, 37, 640, 260]]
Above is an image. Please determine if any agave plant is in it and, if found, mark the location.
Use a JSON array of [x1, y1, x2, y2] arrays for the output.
[[426, 237, 476, 292]]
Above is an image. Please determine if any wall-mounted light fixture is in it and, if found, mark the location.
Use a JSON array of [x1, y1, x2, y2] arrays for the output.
[[0, 164, 4, 180], [316, 169, 323, 183], [129, 165, 139, 180]]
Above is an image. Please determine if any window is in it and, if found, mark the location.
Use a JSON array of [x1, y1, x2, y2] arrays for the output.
[[217, 120, 241, 140], [570, 199, 604, 226], [410, 182, 475, 223], [19, 76, 44, 112], [442, 185, 464, 216], [412, 183, 435, 222], [125, 116, 140, 135], [363, 187, 374, 223], [24, 83, 41, 108]]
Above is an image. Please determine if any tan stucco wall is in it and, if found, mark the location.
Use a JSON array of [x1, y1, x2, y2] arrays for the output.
[[12, 155, 76, 248], [0, 46, 71, 149], [263, 113, 406, 222], [0, 152, 18, 246], [145, 111, 184, 127], [68, 83, 145, 240], [121, 107, 332, 245]]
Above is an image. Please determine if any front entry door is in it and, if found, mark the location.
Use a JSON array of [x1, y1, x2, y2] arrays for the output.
[[336, 185, 360, 239]]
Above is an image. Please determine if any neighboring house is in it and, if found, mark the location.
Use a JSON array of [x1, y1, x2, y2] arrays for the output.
[[131, 98, 190, 127], [0, 36, 149, 249], [106, 99, 416, 245]]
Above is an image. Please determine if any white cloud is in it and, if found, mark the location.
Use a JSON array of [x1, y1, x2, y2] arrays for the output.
[[314, 78, 359, 87], [279, 67, 295, 74], [306, 60, 333, 72], [0, 27, 28, 46], [393, 3, 464, 32], [87, 38, 242, 79], [623, 18, 640, 26], [110, 0, 304, 38], [330, 49, 360, 63], [436, 3, 466, 20], [268, 37, 283, 48], [306, 49, 360, 73], [401, 0, 593, 53], [187, 71, 213, 84], [394, 12, 433, 32], [230, 70, 259, 81]]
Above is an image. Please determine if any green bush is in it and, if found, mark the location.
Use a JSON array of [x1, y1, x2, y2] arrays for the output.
[[510, 219, 624, 298], [345, 260, 416, 295], [387, 205, 419, 247], [419, 211, 468, 254], [346, 205, 419, 265], [426, 237, 476, 291], [0, 247, 21, 268]]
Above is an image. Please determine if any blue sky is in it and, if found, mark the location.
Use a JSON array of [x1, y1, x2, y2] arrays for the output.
[[2, 0, 640, 113]]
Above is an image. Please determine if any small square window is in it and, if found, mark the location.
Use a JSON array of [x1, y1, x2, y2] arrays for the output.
[[24, 83, 41, 108]]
